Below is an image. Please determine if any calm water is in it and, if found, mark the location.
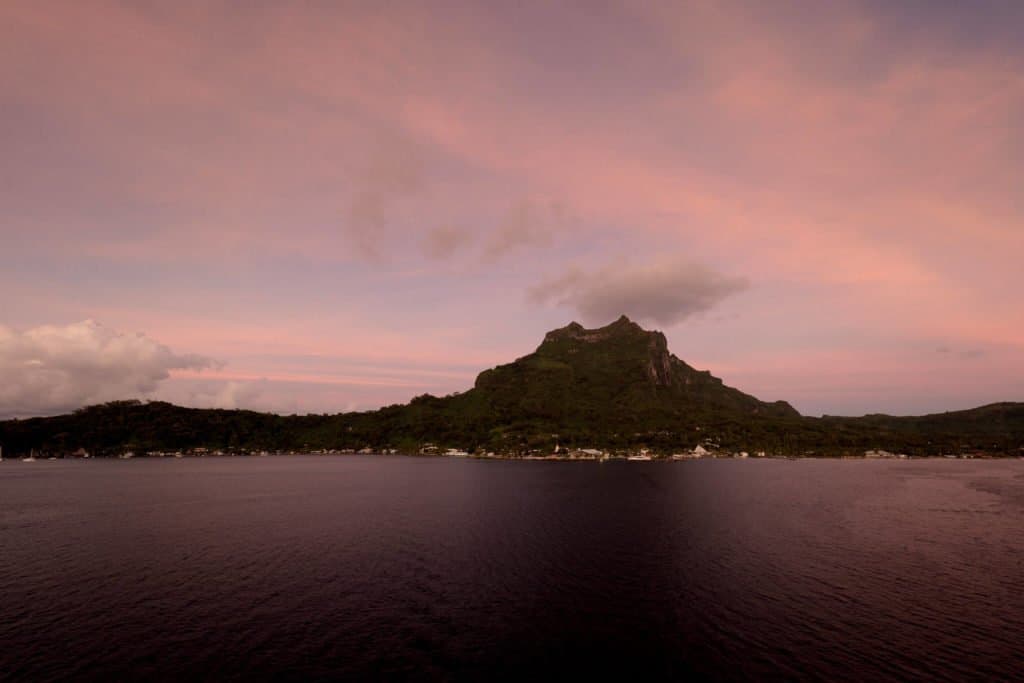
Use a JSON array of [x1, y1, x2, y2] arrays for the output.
[[2, 457, 1023, 681]]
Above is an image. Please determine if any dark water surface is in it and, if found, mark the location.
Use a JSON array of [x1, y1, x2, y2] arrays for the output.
[[2, 457, 1023, 681]]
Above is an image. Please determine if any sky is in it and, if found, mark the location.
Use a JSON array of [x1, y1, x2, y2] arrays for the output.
[[2, 0, 1023, 419]]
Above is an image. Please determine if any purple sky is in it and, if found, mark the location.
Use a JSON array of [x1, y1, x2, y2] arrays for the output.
[[2, 1, 1023, 418]]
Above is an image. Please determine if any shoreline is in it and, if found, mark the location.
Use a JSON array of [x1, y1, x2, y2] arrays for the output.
[[4, 451, 1022, 462]]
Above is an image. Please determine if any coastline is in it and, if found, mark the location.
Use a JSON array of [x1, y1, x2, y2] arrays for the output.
[[4, 449, 1020, 462]]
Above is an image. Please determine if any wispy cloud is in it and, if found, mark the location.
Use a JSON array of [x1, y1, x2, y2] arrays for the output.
[[421, 225, 475, 259], [344, 136, 426, 260], [937, 347, 987, 360], [483, 199, 569, 260]]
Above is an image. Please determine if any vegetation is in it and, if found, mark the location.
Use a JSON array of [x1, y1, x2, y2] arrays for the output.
[[2, 317, 1023, 457]]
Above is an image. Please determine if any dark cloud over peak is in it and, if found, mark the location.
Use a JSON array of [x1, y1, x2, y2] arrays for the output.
[[528, 259, 749, 327]]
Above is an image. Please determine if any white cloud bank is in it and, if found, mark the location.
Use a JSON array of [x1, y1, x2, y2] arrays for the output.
[[179, 379, 270, 411], [529, 260, 749, 327], [0, 320, 217, 418]]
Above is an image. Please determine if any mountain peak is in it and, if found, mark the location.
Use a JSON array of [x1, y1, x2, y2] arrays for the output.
[[605, 314, 648, 334], [542, 315, 653, 346]]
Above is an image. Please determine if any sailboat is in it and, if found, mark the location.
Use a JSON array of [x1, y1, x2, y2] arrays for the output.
[[22, 449, 37, 463]]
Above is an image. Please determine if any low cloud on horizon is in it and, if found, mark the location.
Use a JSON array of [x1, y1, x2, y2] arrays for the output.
[[0, 320, 218, 419], [528, 260, 750, 327]]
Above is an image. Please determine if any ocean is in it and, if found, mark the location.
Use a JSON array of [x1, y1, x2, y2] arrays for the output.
[[2, 456, 1022, 681]]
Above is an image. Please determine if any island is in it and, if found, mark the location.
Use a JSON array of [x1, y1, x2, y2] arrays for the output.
[[2, 316, 1023, 459]]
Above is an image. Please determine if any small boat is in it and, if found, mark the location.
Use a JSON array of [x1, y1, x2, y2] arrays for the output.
[[627, 454, 653, 461], [22, 450, 37, 463]]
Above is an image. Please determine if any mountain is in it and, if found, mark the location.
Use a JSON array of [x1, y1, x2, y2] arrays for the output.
[[1, 317, 1022, 457], [469, 315, 798, 423]]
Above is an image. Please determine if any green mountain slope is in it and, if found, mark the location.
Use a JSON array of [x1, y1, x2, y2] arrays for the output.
[[476, 315, 798, 419]]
